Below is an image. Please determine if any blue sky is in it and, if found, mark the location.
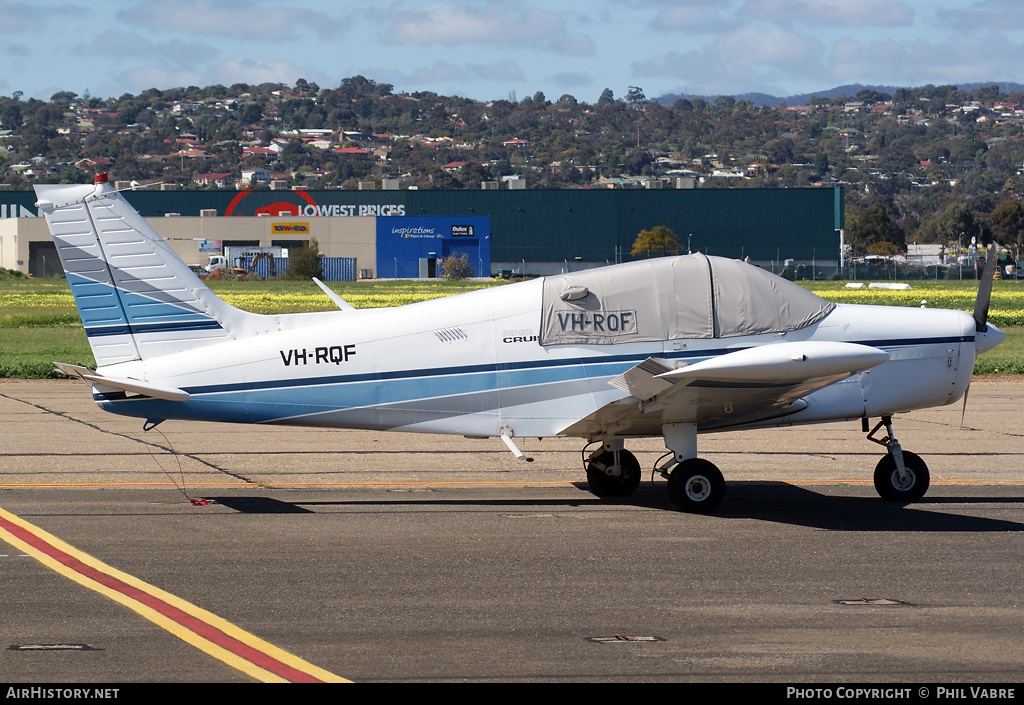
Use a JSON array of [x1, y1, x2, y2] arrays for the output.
[[3, 0, 1024, 103]]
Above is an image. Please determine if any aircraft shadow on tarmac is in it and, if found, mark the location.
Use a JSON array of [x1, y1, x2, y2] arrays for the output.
[[711, 482, 1024, 532], [206, 482, 1024, 532]]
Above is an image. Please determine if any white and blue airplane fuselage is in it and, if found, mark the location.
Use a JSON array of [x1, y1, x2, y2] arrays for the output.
[[35, 176, 1005, 512]]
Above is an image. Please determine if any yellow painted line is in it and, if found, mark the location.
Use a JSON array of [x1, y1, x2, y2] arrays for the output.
[[0, 506, 348, 683], [0, 483, 261, 489]]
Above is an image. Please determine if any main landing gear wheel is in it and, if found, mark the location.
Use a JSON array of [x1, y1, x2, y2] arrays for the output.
[[586, 449, 641, 497], [873, 450, 930, 503], [667, 459, 725, 513]]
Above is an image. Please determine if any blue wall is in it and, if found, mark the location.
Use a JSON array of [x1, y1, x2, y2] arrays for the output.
[[376, 216, 490, 278]]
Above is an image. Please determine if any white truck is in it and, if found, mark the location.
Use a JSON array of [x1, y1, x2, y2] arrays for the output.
[[205, 245, 284, 274]]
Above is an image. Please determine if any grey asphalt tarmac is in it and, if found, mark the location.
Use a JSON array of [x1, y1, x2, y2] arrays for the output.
[[1, 378, 1022, 683]]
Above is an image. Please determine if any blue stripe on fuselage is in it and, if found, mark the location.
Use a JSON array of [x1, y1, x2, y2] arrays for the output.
[[95, 334, 973, 423]]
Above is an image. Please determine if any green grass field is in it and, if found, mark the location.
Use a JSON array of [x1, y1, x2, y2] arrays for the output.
[[1, 276, 1021, 378]]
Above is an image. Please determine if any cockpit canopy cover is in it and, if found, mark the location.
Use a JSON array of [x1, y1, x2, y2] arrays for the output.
[[539, 254, 835, 345]]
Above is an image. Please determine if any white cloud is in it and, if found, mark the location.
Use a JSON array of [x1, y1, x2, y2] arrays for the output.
[[651, 5, 737, 33], [936, 0, 1024, 32], [208, 57, 318, 87], [830, 38, 864, 65], [114, 56, 316, 93], [115, 66, 207, 94], [358, 58, 526, 91], [716, 26, 823, 66], [543, 35, 595, 57], [1, 41, 29, 56], [385, 2, 565, 46], [632, 50, 765, 96], [0, 1, 54, 33], [551, 71, 593, 88], [77, 31, 219, 67], [118, 0, 343, 41], [742, 0, 914, 27], [412, 61, 470, 86], [467, 59, 525, 82]]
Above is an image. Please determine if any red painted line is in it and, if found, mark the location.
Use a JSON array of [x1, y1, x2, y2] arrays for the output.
[[0, 513, 323, 683]]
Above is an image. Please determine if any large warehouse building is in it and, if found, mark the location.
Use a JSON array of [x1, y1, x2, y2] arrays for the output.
[[0, 184, 843, 278]]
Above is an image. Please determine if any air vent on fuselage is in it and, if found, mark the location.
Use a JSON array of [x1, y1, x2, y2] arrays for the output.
[[434, 327, 468, 343]]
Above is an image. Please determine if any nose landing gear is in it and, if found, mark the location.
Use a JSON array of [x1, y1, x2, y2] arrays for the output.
[[866, 416, 930, 502]]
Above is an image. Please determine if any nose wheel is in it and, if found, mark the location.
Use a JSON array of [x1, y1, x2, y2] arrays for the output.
[[874, 450, 930, 502], [866, 416, 931, 502]]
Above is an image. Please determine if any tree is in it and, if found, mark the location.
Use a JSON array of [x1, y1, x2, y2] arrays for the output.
[[991, 199, 1024, 253], [631, 226, 681, 259], [769, 138, 795, 165], [917, 204, 983, 249], [440, 252, 473, 280], [866, 240, 901, 256], [236, 102, 263, 124], [847, 203, 906, 253], [813, 152, 830, 176], [625, 86, 645, 108], [287, 238, 322, 280]]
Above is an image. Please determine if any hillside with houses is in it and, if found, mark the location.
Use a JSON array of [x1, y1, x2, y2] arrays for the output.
[[1, 78, 1024, 255]]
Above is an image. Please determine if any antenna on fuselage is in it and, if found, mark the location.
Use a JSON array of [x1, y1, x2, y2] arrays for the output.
[[312, 277, 356, 311]]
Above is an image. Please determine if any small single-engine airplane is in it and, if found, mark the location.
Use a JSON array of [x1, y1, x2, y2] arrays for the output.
[[35, 175, 1005, 512]]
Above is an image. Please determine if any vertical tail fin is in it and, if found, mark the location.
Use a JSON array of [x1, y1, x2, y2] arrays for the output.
[[34, 175, 263, 367]]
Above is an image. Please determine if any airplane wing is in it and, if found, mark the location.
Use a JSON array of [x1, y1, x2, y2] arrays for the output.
[[559, 341, 889, 438]]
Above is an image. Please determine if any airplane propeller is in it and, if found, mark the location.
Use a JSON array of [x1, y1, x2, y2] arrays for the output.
[[973, 243, 997, 333], [962, 243, 999, 428]]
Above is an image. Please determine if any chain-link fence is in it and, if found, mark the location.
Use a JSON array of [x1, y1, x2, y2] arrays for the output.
[[763, 260, 1018, 282]]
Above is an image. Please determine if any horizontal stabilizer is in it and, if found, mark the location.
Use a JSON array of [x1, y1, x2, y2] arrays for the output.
[[53, 362, 190, 401], [656, 341, 889, 384]]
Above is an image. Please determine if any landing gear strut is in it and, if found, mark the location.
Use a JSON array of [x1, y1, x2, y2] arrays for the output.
[[866, 416, 930, 502], [585, 423, 730, 512], [657, 422, 726, 513]]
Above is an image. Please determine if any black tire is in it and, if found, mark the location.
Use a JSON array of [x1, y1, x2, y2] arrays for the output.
[[586, 449, 642, 497], [873, 450, 930, 502], [667, 458, 726, 513]]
